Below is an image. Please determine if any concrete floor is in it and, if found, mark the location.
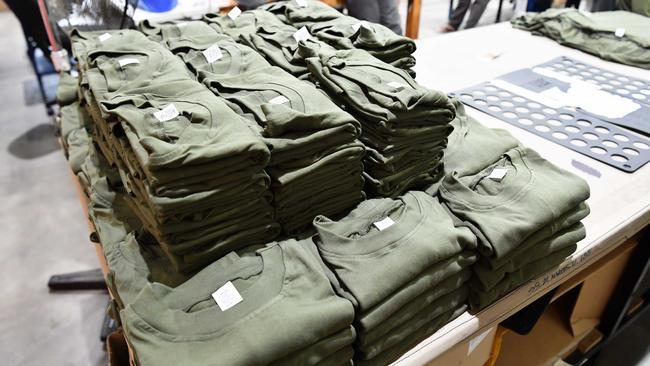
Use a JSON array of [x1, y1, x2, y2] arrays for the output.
[[0, 3, 646, 365]]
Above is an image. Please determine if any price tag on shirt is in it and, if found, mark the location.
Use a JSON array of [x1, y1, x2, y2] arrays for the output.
[[212, 281, 243, 311], [387, 81, 410, 91], [295, 0, 308, 7], [98, 33, 112, 42], [228, 6, 242, 20], [202, 44, 224, 64], [488, 168, 508, 181], [118, 58, 140, 67], [269, 95, 289, 104], [153, 104, 180, 122], [373, 217, 395, 231], [293, 26, 311, 42], [615, 28, 625, 38]]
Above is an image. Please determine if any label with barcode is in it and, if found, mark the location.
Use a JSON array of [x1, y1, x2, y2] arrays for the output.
[[98, 33, 112, 42], [202, 44, 223, 63], [212, 281, 243, 311], [118, 58, 140, 67], [373, 217, 395, 231], [153, 104, 179, 122], [228, 6, 242, 20], [293, 26, 311, 42]]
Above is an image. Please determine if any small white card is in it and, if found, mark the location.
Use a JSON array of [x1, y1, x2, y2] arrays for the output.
[[202, 44, 224, 63], [269, 95, 289, 104], [488, 168, 508, 181], [293, 26, 311, 42], [352, 21, 367, 32], [615, 28, 625, 38], [118, 58, 140, 67], [98, 33, 112, 42], [212, 281, 243, 311], [387, 81, 410, 90], [373, 217, 395, 231], [153, 104, 179, 122], [176, 22, 189, 27], [295, 0, 308, 7], [228, 6, 242, 20]]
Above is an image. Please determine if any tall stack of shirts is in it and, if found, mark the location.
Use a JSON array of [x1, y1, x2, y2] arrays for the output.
[[439, 147, 591, 311], [512, 9, 650, 69], [302, 46, 455, 197], [70, 29, 279, 272], [121, 239, 357, 366], [262, 0, 417, 75], [313, 191, 477, 365]]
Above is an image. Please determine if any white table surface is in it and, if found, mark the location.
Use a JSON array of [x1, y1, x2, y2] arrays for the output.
[[395, 22, 650, 365]]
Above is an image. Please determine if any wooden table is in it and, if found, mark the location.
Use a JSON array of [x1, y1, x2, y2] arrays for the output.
[[393, 22, 650, 364]]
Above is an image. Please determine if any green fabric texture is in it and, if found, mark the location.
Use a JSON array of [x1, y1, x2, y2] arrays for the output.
[[121, 240, 356, 366], [56, 72, 79, 106], [618, 0, 650, 17], [512, 9, 650, 69]]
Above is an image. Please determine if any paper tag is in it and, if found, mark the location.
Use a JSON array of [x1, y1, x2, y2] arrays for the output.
[[202, 44, 223, 63], [295, 0, 308, 7], [488, 168, 508, 181], [153, 104, 180, 122], [228, 6, 242, 20], [176, 22, 188, 27], [293, 26, 311, 42], [352, 21, 367, 32], [615, 28, 625, 38], [98, 33, 112, 42], [468, 328, 493, 355], [118, 58, 140, 67], [387, 81, 410, 90], [212, 281, 243, 311], [269, 95, 289, 104], [373, 217, 395, 231]]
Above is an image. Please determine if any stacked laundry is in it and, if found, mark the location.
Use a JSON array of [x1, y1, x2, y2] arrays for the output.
[[313, 191, 477, 365], [70, 29, 279, 272], [302, 46, 455, 197], [262, 0, 417, 75], [512, 9, 650, 69], [439, 147, 591, 311]]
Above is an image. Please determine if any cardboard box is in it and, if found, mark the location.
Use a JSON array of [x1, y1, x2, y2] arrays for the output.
[[425, 327, 497, 366]]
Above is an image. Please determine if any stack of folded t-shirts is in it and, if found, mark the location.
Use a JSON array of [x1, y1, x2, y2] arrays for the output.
[[120, 238, 357, 365], [313, 191, 477, 365], [56, 71, 79, 107], [70, 29, 279, 272], [57, 101, 91, 172], [262, 0, 417, 75], [439, 146, 591, 311], [512, 9, 650, 69], [302, 46, 456, 197]]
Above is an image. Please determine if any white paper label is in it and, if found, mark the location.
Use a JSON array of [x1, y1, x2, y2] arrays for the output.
[[352, 21, 367, 32], [468, 328, 493, 355], [269, 95, 289, 104], [488, 168, 508, 181], [228, 6, 242, 20], [212, 281, 243, 311], [293, 26, 311, 42], [98, 33, 112, 42], [295, 0, 308, 7], [387, 81, 410, 90], [373, 217, 395, 231], [202, 44, 224, 63], [118, 58, 140, 67], [615, 28, 625, 38], [153, 104, 180, 122], [176, 22, 189, 27]]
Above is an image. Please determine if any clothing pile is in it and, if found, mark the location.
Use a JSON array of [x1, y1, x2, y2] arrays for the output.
[[262, 0, 417, 75], [512, 9, 650, 69], [140, 21, 366, 235], [302, 46, 455, 197], [70, 29, 279, 273], [439, 134, 590, 310], [313, 191, 477, 365]]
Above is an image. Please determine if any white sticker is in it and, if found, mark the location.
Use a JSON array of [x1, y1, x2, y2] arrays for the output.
[[295, 0, 308, 7], [615, 28, 625, 38], [373, 217, 395, 231], [202, 44, 224, 63], [98, 33, 112, 42], [176, 22, 189, 27], [293, 26, 311, 42], [228, 6, 242, 20], [387, 81, 410, 90], [352, 21, 368, 32], [468, 328, 493, 355], [153, 104, 179, 122], [118, 58, 140, 67], [269, 95, 289, 104], [212, 281, 243, 311], [488, 168, 508, 181]]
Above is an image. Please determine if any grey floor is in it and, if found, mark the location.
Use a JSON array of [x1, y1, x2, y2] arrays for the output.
[[0, 3, 645, 365]]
